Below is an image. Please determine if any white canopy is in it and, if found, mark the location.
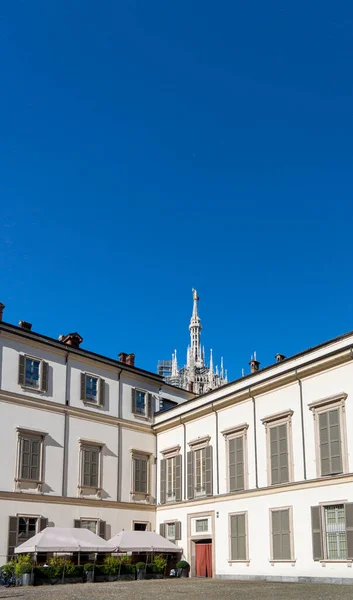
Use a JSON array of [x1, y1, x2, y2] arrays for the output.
[[15, 527, 116, 554], [109, 530, 182, 553]]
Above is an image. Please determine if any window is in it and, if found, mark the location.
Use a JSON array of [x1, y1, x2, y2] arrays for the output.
[[79, 441, 103, 494], [80, 519, 98, 534], [223, 424, 249, 493], [167, 522, 176, 539], [270, 508, 293, 561], [160, 521, 181, 540], [7, 516, 48, 560], [196, 518, 209, 533], [230, 513, 248, 561], [134, 522, 149, 531], [309, 394, 348, 478], [311, 503, 353, 561], [80, 373, 105, 406], [18, 355, 49, 392], [131, 452, 150, 497], [16, 428, 46, 488], [131, 389, 153, 419], [74, 519, 106, 539], [160, 447, 182, 504], [262, 410, 293, 486], [187, 438, 213, 499]]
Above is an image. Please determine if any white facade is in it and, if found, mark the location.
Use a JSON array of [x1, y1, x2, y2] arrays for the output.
[[1, 306, 353, 583]]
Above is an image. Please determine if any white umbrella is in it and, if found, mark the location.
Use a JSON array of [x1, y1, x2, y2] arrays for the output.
[[109, 531, 182, 553], [15, 527, 116, 554]]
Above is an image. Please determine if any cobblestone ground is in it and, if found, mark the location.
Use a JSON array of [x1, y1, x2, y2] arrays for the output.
[[1, 579, 353, 600]]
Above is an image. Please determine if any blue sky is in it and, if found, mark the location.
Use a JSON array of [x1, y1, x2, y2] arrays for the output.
[[0, 1, 352, 380]]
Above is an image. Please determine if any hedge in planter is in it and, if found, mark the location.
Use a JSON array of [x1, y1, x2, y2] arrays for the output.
[[176, 560, 190, 578]]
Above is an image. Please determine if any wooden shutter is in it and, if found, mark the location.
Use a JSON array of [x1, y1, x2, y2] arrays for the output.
[[18, 355, 25, 385], [99, 378, 105, 407], [131, 388, 136, 414], [99, 520, 106, 539], [80, 373, 86, 401], [311, 506, 323, 560], [147, 393, 153, 419], [329, 409, 342, 474], [270, 424, 289, 485], [230, 514, 246, 560], [175, 521, 182, 540], [7, 516, 18, 560], [159, 523, 166, 538], [272, 509, 291, 560], [187, 451, 194, 499], [205, 445, 213, 497], [229, 436, 244, 492], [160, 459, 166, 504], [175, 454, 182, 502], [41, 361, 49, 392], [39, 517, 48, 531], [345, 503, 353, 559], [74, 520, 81, 528]]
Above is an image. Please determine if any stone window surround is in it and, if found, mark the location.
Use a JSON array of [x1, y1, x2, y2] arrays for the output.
[[317, 499, 352, 563], [78, 438, 104, 499], [15, 427, 47, 493], [261, 409, 294, 487], [20, 354, 46, 394], [160, 445, 181, 459], [269, 505, 296, 565], [309, 393, 348, 478], [188, 435, 211, 451], [82, 372, 102, 406], [228, 511, 250, 564], [222, 424, 249, 493]]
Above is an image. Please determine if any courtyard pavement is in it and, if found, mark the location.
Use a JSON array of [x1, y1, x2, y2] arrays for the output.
[[0, 579, 353, 600]]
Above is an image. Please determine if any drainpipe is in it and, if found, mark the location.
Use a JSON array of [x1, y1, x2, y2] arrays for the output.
[[116, 369, 123, 502], [62, 351, 70, 497], [295, 369, 307, 481], [249, 388, 259, 489], [183, 419, 187, 501], [212, 404, 219, 495]]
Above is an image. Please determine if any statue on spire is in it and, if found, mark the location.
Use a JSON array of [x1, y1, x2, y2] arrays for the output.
[[192, 288, 199, 301]]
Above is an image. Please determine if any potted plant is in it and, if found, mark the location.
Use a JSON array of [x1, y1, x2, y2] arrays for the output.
[[84, 562, 95, 583], [135, 561, 146, 580], [176, 560, 189, 578], [152, 555, 167, 579], [15, 554, 33, 586], [103, 556, 119, 581]]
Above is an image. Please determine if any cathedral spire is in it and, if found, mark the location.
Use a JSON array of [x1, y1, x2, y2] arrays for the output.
[[189, 288, 202, 365]]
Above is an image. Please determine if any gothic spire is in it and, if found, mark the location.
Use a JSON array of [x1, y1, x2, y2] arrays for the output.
[[189, 288, 202, 364]]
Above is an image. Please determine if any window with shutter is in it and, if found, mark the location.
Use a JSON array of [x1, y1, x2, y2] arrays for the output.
[[230, 513, 247, 561], [271, 508, 292, 560], [132, 454, 148, 494], [187, 451, 194, 500], [319, 409, 342, 476], [270, 424, 289, 485], [228, 436, 244, 492], [80, 443, 102, 490], [19, 355, 48, 392], [312, 503, 353, 561], [17, 430, 45, 484]]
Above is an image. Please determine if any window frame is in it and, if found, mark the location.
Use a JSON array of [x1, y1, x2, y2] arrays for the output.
[[309, 393, 348, 478], [261, 410, 294, 486], [19, 354, 48, 393], [166, 521, 176, 541], [269, 506, 295, 563], [134, 389, 147, 417], [133, 520, 150, 531], [188, 436, 211, 499], [81, 372, 105, 407], [79, 518, 99, 534], [130, 450, 151, 501], [160, 445, 181, 504], [78, 439, 104, 497], [317, 500, 352, 562], [228, 511, 249, 563], [223, 424, 249, 493], [15, 427, 47, 491]]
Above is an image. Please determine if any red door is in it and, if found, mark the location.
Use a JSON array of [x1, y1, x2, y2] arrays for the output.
[[195, 542, 212, 577]]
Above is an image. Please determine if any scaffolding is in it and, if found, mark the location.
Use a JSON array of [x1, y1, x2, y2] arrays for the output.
[[157, 359, 172, 380]]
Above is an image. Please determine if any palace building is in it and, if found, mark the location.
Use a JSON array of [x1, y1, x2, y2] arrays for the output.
[[0, 298, 353, 583]]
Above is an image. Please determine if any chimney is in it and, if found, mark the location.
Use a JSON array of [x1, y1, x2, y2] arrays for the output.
[[19, 320, 32, 331], [119, 352, 135, 366], [249, 352, 260, 374], [275, 353, 286, 363], [0, 303, 5, 322], [60, 332, 83, 349]]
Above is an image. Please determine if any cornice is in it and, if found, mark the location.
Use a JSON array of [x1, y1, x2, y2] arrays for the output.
[[0, 490, 156, 511]]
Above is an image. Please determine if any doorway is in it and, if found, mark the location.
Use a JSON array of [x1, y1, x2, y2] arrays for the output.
[[195, 540, 212, 577]]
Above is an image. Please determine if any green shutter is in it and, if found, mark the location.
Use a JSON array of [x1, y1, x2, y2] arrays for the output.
[[345, 503, 353, 559], [99, 378, 105, 406], [160, 459, 166, 504], [229, 436, 244, 492], [80, 373, 86, 401], [319, 412, 330, 475], [187, 451, 194, 499], [99, 520, 106, 539], [147, 393, 153, 419], [159, 523, 166, 537], [270, 426, 279, 484], [272, 509, 291, 560], [230, 514, 246, 560], [175, 521, 182, 541], [311, 506, 323, 560], [131, 388, 136, 414], [328, 409, 342, 474], [7, 516, 18, 560], [175, 454, 182, 502], [270, 424, 289, 485], [18, 355, 25, 385], [41, 361, 49, 392], [205, 445, 213, 497]]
